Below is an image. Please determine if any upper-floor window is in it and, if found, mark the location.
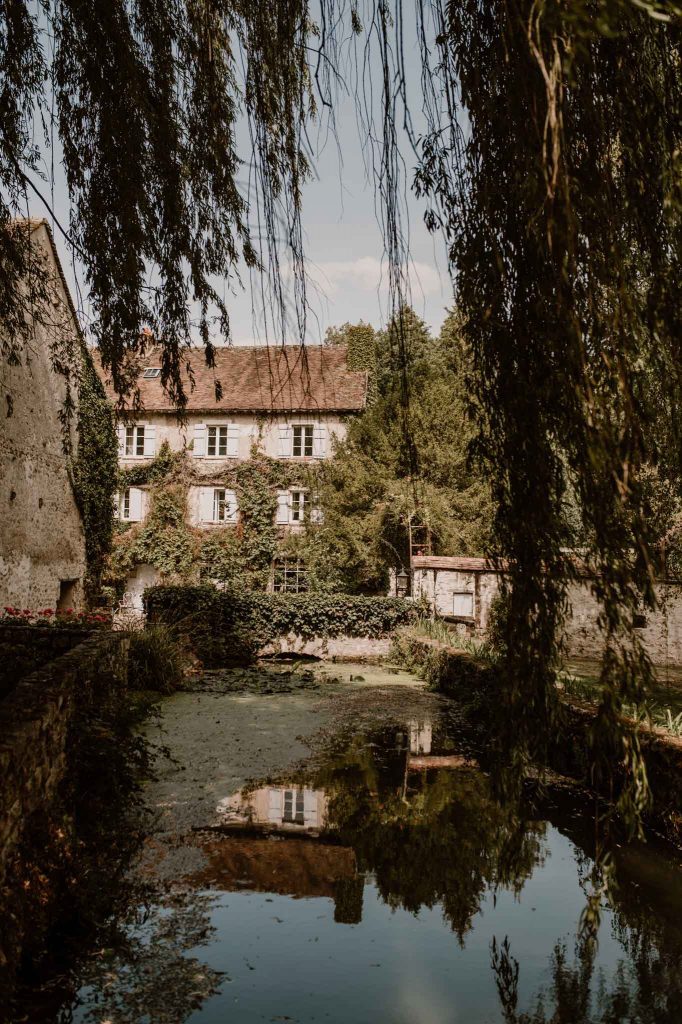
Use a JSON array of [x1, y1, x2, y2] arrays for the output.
[[143, 367, 161, 379], [197, 486, 238, 524], [292, 424, 314, 458], [279, 423, 327, 459], [118, 424, 155, 459], [207, 425, 228, 457], [126, 425, 145, 456], [276, 488, 323, 525], [193, 422, 239, 458]]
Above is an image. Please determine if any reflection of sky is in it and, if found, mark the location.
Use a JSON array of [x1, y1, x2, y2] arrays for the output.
[[124, 826, 629, 1024]]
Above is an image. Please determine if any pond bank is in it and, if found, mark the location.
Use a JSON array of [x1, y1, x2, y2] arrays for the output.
[[17, 659, 682, 1024]]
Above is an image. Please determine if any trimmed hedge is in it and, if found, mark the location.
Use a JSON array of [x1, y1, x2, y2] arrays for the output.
[[145, 585, 415, 665]]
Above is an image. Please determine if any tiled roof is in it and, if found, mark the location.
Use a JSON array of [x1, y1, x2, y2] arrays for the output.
[[412, 556, 499, 572], [93, 344, 367, 414]]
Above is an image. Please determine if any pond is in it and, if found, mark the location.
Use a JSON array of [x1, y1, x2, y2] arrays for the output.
[[30, 662, 682, 1023]]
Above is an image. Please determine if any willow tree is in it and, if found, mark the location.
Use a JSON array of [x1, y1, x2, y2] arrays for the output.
[[408, 1, 682, 829], [2, 1, 681, 837]]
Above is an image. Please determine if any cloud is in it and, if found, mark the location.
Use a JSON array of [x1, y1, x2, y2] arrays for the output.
[[307, 255, 444, 300]]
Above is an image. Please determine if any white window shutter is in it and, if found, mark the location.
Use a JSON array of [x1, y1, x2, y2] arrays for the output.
[[113, 490, 120, 518], [197, 487, 214, 523], [313, 424, 327, 458], [279, 423, 292, 458], [268, 788, 283, 822], [129, 488, 143, 522], [143, 425, 156, 458], [193, 423, 206, 457], [310, 506, 324, 524], [227, 423, 240, 458], [116, 425, 126, 457], [276, 490, 290, 525]]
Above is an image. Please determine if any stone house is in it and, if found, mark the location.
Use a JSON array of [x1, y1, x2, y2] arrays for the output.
[[96, 344, 367, 604], [0, 220, 87, 612], [412, 554, 682, 667]]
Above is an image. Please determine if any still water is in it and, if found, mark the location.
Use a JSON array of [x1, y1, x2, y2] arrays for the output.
[[51, 666, 682, 1022]]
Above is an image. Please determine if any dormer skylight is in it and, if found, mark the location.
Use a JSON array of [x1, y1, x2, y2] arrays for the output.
[[143, 367, 161, 379]]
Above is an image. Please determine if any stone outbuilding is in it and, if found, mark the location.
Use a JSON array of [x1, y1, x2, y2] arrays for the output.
[[412, 554, 682, 668], [0, 219, 87, 612]]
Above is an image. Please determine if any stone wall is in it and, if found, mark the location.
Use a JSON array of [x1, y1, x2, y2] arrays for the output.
[[0, 623, 94, 700], [258, 634, 392, 661], [0, 221, 87, 611], [414, 561, 682, 667], [0, 629, 128, 994]]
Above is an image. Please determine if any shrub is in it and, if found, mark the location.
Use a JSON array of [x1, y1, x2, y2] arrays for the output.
[[145, 585, 416, 666], [127, 624, 186, 693]]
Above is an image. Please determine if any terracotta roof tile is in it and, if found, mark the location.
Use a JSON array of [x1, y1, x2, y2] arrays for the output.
[[93, 344, 367, 414], [412, 556, 499, 572]]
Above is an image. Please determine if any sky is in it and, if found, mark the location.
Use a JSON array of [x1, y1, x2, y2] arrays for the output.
[[21, 6, 453, 347]]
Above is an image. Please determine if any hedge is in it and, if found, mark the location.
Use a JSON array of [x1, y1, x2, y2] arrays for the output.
[[145, 585, 415, 665]]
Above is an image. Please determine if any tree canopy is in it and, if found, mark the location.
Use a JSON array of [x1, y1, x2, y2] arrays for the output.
[[319, 308, 491, 591]]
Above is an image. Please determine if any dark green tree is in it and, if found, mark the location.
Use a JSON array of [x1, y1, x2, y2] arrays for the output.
[[318, 308, 491, 592]]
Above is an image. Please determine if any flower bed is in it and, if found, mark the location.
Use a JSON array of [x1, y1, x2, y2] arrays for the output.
[[2, 607, 112, 629]]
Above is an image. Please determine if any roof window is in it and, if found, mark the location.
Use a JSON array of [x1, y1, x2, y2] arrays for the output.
[[143, 367, 161, 379]]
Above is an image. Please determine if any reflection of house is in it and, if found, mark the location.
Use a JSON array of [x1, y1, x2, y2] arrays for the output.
[[409, 720, 432, 755], [202, 784, 362, 923], [0, 220, 87, 611], [217, 785, 328, 832]]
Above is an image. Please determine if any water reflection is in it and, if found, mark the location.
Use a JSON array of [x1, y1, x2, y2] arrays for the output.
[[52, 705, 682, 1023]]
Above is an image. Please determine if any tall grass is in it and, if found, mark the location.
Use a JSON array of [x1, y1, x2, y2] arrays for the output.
[[127, 624, 186, 694]]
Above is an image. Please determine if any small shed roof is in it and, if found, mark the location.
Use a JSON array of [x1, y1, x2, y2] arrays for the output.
[[411, 556, 499, 572]]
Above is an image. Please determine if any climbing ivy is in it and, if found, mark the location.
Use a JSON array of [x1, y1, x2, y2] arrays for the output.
[[105, 450, 335, 597], [72, 348, 119, 601]]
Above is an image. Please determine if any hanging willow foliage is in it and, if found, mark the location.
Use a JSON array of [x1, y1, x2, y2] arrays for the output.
[[0, 0, 318, 406], [407, 0, 682, 837]]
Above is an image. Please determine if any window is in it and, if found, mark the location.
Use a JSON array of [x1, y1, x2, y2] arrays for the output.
[[292, 424, 314, 457], [452, 591, 474, 619], [116, 487, 144, 522], [193, 422, 239, 458], [125, 425, 145, 456], [213, 488, 232, 522], [272, 558, 308, 593], [207, 425, 228, 457], [290, 489, 307, 523], [143, 367, 161, 379], [198, 486, 238, 524], [283, 789, 305, 825]]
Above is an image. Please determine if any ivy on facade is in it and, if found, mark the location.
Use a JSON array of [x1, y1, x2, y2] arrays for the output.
[[72, 348, 119, 600], [105, 444, 334, 597]]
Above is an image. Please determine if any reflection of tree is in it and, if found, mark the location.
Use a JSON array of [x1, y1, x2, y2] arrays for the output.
[[65, 892, 223, 1024], [490, 821, 682, 1024], [310, 726, 545, 939]]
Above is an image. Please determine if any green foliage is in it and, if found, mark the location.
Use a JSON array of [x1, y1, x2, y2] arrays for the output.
[[0, 3, 317, 407], [325, 320, 378, 404], [127, 624, 186, 694], [320, 308, 492, 591], [106, 452, 338, 596], [119, 440, 179, 487], [146, 584, 415, 665], [72, 347, 118, 600]]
